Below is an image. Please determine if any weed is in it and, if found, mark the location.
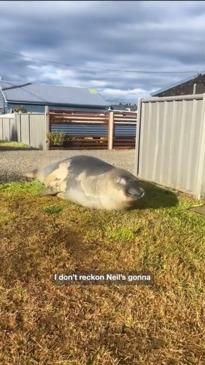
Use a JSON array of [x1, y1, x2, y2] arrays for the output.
[[105, 225, 135, 242], [42, 205, 64, 215]]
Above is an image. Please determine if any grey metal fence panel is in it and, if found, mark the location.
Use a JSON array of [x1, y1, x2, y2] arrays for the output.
[[29, 114, 46, 149], [9, 117, 17, 140], [51, 122, 136, 137], [202, 160, 205, 197], [0, 119, 2, 139], [16, 114, 21, 142], [0, 115, 17, 141], [51, 123, 108, 136], [0, 113, 46, 149], [135, 94, 205, 199], [115, 124, 136, 137], [2, 118, 10, 140], [20, 114, 30, 145]]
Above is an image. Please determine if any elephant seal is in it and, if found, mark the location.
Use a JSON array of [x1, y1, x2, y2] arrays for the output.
[[26, 155, 145, 210]]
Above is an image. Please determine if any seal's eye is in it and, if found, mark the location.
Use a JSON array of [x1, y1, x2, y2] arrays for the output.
[[116, 177, 127, 185]]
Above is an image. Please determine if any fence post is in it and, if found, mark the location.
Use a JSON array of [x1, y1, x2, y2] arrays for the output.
[[134, 99, 143, 176], [195, 94, 205, 199], [19, 112, 22, 142], [28, 112, 31, 146], [44, 106, 49, 151], [108, 111, 114, 150]]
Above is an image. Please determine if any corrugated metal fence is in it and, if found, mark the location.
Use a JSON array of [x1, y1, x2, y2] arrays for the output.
[[0, 113, 46, 149], [135, 94, 205, 199]]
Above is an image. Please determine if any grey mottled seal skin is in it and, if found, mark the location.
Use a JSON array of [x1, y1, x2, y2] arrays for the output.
[[26, 155, 145, 210]]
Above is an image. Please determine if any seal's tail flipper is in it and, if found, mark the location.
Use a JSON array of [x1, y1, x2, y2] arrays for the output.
[[24, 169, 38, 179]]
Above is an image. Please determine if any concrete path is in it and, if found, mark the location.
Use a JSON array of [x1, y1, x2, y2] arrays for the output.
[[0, 150, 135, 182]]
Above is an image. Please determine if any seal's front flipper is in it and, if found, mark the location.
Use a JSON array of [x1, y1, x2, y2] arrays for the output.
[[56, 192, 65, 199], [24, 169, 38, 179], [40, 189, 59, 197]]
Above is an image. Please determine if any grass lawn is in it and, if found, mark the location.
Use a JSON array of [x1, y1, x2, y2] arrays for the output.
[[0, 181, 205, 364], [0, 141, 31, 150]]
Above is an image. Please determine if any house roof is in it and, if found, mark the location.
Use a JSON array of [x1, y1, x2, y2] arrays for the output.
[[0, 80, 107, 107], [151, 73, 201, 96]]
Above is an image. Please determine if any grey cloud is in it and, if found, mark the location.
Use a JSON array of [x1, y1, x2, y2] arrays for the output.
[[0, 1, 205, 103]]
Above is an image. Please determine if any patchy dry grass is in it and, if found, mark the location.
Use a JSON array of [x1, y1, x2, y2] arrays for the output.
[[0, 141, 31, 150], [0, 180, 205, 364]]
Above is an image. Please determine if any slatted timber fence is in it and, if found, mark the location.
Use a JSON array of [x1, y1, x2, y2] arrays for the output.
[[48, 109, 137, 150], [113, 111, 137, 149]]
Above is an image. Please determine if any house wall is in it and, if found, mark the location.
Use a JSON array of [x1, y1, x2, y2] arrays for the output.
[[7, 103, 45, 113], [48, 105, 107, 112], [155, 74, 205, 97], [5, 103, 107, 114]]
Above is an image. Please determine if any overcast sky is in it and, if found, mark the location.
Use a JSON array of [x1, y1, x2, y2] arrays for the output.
[[0, 1, 205, 103]]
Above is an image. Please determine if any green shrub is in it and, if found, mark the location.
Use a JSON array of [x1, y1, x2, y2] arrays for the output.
[[47, 132, 65, 146]]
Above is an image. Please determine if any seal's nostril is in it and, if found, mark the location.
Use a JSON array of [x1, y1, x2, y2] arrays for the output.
[[127, 188, 137, 196], [127, 187, 145, 199]]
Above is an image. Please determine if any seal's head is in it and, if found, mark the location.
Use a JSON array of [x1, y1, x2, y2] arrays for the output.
[[116, 174, 144, 201], [98, 169, 145, 210]]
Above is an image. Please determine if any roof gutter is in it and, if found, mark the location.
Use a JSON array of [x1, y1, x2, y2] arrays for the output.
[[7, 100, 108, 108]]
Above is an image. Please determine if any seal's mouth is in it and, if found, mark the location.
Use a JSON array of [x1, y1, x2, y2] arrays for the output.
[[126, 187, 145, 200]]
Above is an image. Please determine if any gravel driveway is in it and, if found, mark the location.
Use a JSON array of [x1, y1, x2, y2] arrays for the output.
[[0, 150, 135, 182]]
